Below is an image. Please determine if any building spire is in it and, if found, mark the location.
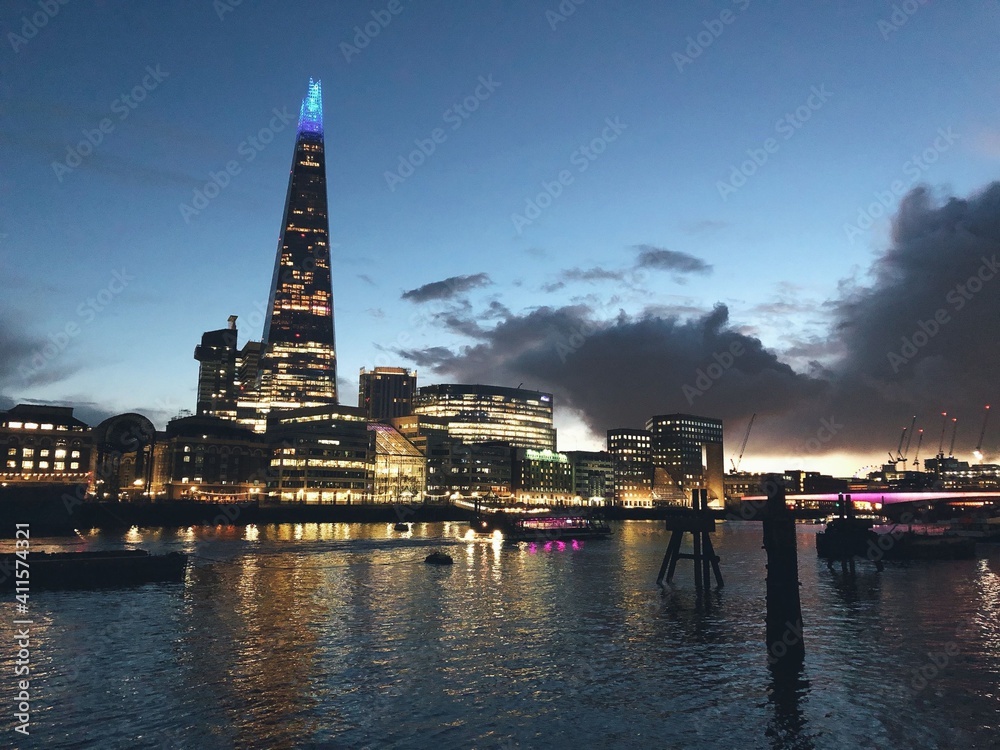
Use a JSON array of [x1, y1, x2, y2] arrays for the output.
[[298, 78, 323, 135]]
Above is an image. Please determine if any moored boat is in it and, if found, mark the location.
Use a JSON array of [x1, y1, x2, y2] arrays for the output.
[[0, 549, 188, 590]]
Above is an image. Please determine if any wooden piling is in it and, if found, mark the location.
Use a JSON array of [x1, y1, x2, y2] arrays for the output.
[[762, 475, 804, 671]]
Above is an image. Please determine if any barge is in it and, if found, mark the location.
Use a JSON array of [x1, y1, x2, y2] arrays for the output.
[[0, 549, 189, 590]]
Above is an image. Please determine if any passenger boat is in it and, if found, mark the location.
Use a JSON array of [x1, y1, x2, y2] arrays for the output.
[[471, 511, 611, 543], [0, 549, 189, 590]]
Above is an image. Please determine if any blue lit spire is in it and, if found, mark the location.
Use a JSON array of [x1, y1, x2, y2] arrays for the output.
[[297, 78, 323, 135]]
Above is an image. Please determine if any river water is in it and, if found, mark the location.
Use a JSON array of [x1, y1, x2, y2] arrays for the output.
[[1, 521, 998, 749]]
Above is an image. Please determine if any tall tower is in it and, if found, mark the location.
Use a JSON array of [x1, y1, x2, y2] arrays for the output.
[[259, 79, 338, 413]]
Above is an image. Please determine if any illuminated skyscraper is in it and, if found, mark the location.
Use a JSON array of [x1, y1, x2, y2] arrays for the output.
[[258, 79, 338, 412]]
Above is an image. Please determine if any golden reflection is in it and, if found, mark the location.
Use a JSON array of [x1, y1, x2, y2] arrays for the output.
[[244, 524, 259, 542]]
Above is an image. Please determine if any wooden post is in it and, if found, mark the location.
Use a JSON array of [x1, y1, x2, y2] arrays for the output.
[[656, 489, 723, 588], [762, 475, 804, 671]]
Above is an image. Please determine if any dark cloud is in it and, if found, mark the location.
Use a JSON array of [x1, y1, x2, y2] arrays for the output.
[[399, 303, 824, 442], [635, 245, 713, 275], [401, 273, 492, 303], [0, 315, 81, 391]]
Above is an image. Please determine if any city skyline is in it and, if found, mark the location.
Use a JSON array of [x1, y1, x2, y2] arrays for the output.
[[2, 1, 1000, 476]]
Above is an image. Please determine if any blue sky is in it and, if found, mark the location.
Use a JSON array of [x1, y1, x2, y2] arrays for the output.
[[2, 0, 999, 474]]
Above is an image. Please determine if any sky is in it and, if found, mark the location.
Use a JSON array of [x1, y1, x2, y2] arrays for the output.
[[2, 0, 999, 477]]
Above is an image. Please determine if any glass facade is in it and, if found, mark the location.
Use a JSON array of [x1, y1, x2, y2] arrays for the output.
[[412, 384, 556, 451], [259, 79, 338, 412]]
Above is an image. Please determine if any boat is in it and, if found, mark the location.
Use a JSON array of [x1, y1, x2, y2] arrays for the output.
[[424, 551, 453, 565], [471, 511, 611, 543], [817, 519, 976, 562], [393, 522, 410, 532], [0, 549, 189, 590]]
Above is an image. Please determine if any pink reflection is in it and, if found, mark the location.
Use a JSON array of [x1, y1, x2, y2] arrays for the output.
[[528, 543, 537, 554], [572, 540, 581, 550], [556, 541, 566, 551]]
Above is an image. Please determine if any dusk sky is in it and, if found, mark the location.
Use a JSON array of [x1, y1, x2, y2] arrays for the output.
[[2, 0, 1000, 475]]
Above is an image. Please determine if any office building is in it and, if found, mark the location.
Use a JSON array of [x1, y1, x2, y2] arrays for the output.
[[646, 414, 725, 507], [412, 383, 556, 450], [193, 316, 239, 420], [1, 404, 92, 486], [359, 367, 416, 421], [512, 448, 574, 505], [258, 79, 339, 413], [566, 450, 613, 505], [607, 428, 653, 507], [265, 405, 373, 503]]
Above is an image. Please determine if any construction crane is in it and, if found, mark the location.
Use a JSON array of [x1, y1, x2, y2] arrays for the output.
[[890, 425, 908, 464], [948, 417, 958, 457], [937, 412, 949, 457], [730, 413, 756, 473], [902, 415, 917, 459], [974, 405, 991, 461], [912, 429, 924, 468]]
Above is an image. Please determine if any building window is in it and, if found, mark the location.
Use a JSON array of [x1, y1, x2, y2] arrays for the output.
[[54, 462, 65, 471], [38, 461, 49, 470], [5, 460, 15, 469], [70, 462, 79, 470], [71, 451, 80, 459], [22, 461, 33, 470], [55, 449, 66, 459], [40, 449, 50, 457]]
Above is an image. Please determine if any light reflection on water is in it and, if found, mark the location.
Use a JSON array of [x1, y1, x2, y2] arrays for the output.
[[0, 521, 998, 749]]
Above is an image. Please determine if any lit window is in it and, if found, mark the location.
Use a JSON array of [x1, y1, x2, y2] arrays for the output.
[[70, 462, 79, 470], [55, 449, 66, 459], [22, 448, 34, 458], [54, 462, 65, 471], [8, 422, 22, 429], [5, 460, 15, 469], [40, 449, 50, 457], [38, 461, 49, 469], [22, 461, 33, 470], [71, 451, 80, 458]]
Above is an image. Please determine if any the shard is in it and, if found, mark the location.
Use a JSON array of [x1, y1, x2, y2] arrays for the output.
[[259, 79, 338, 412]]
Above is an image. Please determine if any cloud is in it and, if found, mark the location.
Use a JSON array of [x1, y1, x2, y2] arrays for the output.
[[635, 245, 713, 275], [398, 183, 1000, 461], [401, 273, 492, 303]]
